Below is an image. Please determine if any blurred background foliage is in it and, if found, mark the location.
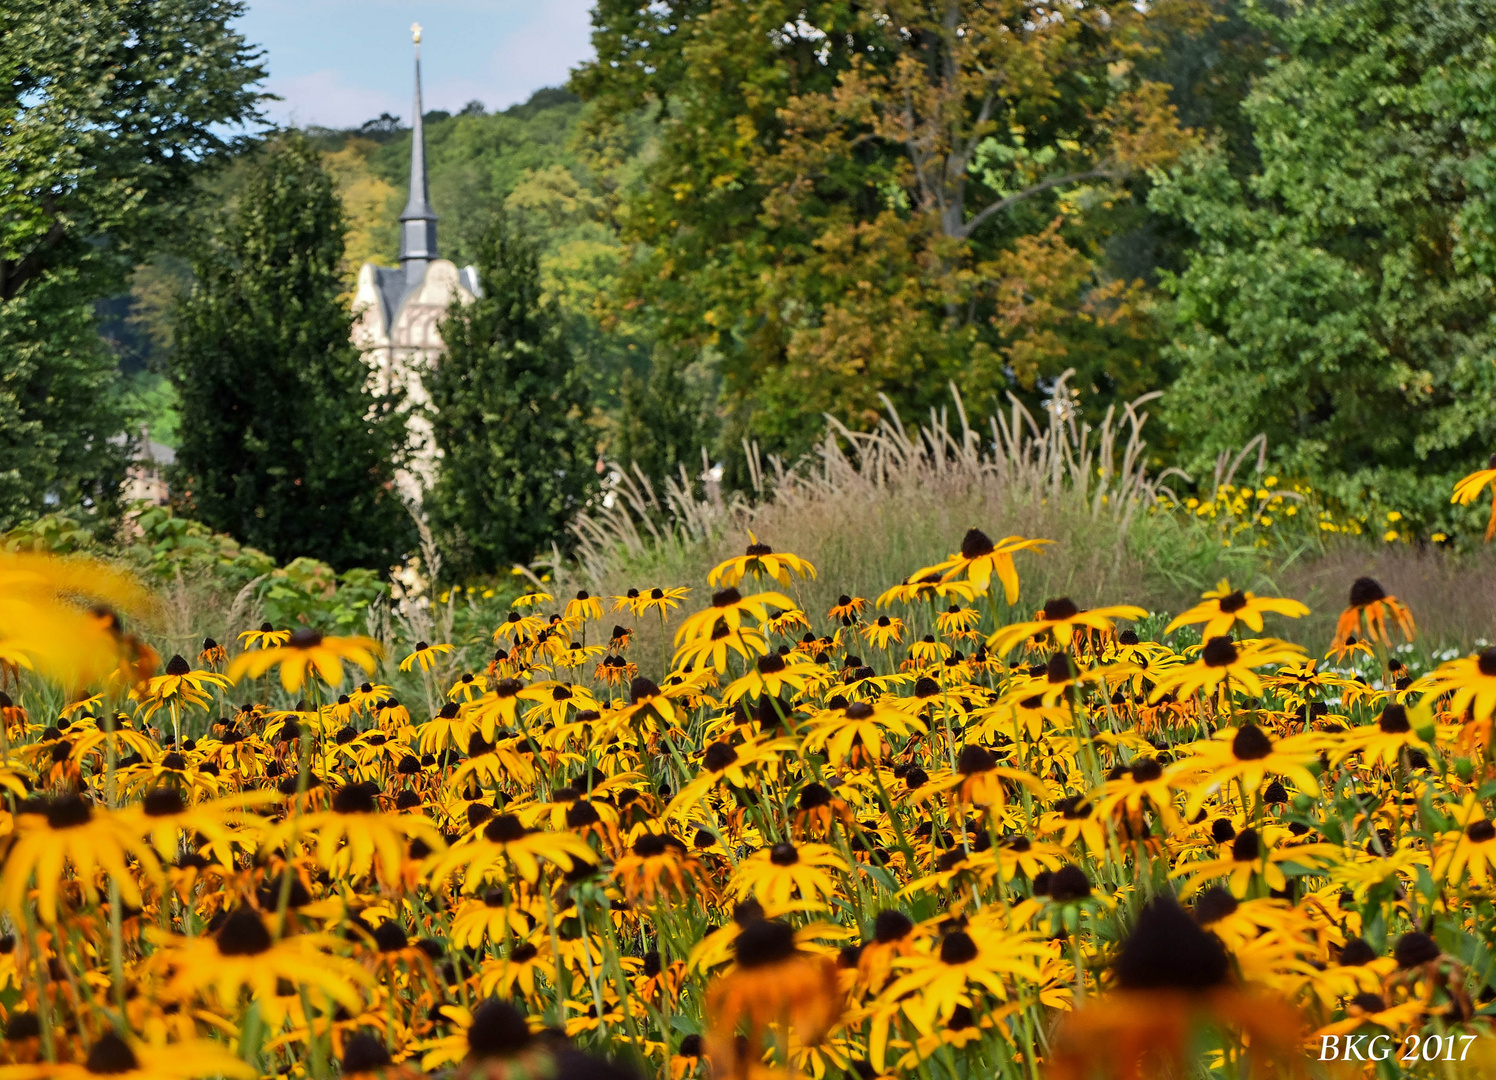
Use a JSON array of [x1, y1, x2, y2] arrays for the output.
[[7, 0, 1496, 603]]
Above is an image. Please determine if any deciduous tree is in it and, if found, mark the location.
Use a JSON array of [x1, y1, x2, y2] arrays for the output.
[[170, 135, 412, 570]]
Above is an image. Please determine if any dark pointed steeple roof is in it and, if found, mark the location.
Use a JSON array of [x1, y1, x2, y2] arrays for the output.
[[399, 23, 438, 272]]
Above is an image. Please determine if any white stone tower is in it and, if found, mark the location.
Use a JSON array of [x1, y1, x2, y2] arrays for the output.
[[351, 23, 479, 501]]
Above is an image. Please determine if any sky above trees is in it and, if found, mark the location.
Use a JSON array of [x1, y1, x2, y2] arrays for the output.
[[238, 0, 594, 127]]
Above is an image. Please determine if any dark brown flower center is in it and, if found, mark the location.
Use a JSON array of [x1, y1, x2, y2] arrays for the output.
[[165, 654, 191, 677], [1201, 636, 1238, 667], [939, 931, 979, 964], [1479, 648, 1496, 677], [1379, 704, 1411, 733], [1217, 590, 1248, 614], [46, 794, 93, 830], [956, 744, 995, 775], [216, 908, 272, 957], [1042, 597, 1080, 622], [703, 741, 739, 772], [289, 628, 323, 649], [1113, 897, 1228, 991], [873, 909, 913, 944], [960, 528, 995, 559], [1130, 758, 1163, 783], [1348, 577, 1387, 607], [467, 999, 533, 1058], [84, 1032, 139, 1075], [1231, 723, 1273, 760], [1192, 886, 1238, 925], [484, 814, 529, 843], [735, 918, 797, 969], [769, 842, 799, 866], [143, 787, 186, 817]]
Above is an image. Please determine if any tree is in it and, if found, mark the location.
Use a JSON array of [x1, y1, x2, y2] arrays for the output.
[[0, 274, 131, 529], [170, 135, 412, 570], [574, 0, 1197, 463], [614, 345, 718, 484], [1151, 0, 1496, 534], [0, 0, 264, 525], [426, 215, 596, 578]]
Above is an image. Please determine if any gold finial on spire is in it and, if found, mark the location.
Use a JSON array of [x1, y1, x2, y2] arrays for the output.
[[411, 22, 422, 45]]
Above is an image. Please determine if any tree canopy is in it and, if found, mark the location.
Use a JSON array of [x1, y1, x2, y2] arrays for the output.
[[169, 135, 413, 570], [1152, 0, 1496, 531]]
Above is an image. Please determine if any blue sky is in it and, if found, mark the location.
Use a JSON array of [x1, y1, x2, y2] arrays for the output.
[[236, 0, 597, 129]]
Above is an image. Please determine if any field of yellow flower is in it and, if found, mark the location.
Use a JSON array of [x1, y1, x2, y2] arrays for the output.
[[4, 463, 1496, 1080]]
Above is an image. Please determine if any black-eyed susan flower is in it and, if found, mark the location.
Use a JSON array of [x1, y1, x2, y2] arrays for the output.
[[131, 654, 229, 739], [238, 621, 291, 649], [285, 781, 446, 884], [1148, 636, 1304, 702], [1451, 454, 1496, 541], [1, 794, 163, 923], [227, 628, 381, 692], [703, 917, 840, 1078], [730, 842, 848, 908], [197, 636, 227, 667], [1048, 897, 1305, 1080], [493, 610, 546, 644], [708, 535, 817, 588], [919, 529, 1051, 603], [1092, 757, 1183, 831], [1421, 646, 1496, 726], [0, 1031, 255, 1080], [1164, 579, 1309, 640], [860, 615, 904, 650], [400, 640, 455, 673], [802, 699, 924, 765], [673, 621, 768, 674], [828, 594, 867, 624], [632, 585, 691, 617], [428, 813, 597, 888], [676, 588, 797, 645], [613, 831, 712, 903], [880, 919, 1046, 1034], [1332, 577, 1415, 648], [1166, 722, 1323, 816], [766, 607, 810, 636], [1431, 795, 1496, 888], [1171, 825, 1339, 898], [723, 652, 817, 704], [988, 597, 1146, 656], [564, 590, 604, 624], [150, 905, 368, 1011]]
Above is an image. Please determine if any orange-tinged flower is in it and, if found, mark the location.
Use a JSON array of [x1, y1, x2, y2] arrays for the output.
[[1332, 576, 1414, 648], [1451, 456, 1496, 540]]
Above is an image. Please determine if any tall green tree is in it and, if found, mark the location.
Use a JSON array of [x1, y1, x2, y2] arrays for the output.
[[1151, 0, 1496, 534], [574, 0, 1197, 465], [427, 216, 596, 578], [170, 135, 412, 570], [0, 274, 131, 529], [0, 0, 264, 526]]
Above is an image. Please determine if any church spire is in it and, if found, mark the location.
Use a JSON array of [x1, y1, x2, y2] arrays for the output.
[[399, 23, 438, 280]]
